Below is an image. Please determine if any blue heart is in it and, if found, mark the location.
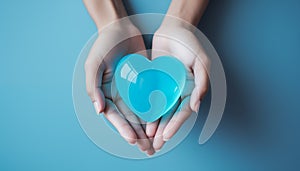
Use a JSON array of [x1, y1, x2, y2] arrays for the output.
[[114, 54, 186, 122]]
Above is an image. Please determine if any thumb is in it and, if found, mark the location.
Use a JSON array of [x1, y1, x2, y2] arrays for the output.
[[85, 60, 106, 114], [92, 88, 105, 114], [190, 59, 209, 113]]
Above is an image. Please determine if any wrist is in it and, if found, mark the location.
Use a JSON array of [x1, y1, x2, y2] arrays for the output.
[[83, 0, 128, 31], [165, 0, 209, 26], [96, 1, 127, 30], [98, 17, 139, 35], [158, 16, 194, 34]]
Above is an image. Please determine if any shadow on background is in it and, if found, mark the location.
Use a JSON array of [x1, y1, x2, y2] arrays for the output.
[[195, 0, 267, 148]]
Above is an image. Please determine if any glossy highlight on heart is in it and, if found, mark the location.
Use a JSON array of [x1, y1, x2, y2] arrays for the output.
[[114, 54, 186, 122]]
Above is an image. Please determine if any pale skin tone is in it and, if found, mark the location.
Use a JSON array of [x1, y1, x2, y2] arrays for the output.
[[83, 0, 209, 155]]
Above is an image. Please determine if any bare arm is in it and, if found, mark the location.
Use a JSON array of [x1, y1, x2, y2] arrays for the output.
[[166, 0, 209, 25], [82, 0, 128, 30]]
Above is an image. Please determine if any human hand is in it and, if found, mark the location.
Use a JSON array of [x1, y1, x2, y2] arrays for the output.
[[146, 20, 210, 151], [83, 0, 209, 156], [84, 20, 155, 155], [83, 0, 155, 155]]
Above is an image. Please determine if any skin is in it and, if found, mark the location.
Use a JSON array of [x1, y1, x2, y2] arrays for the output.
[[83, 0, 210, 155], [146, 0, 210, 151], [83, 0, 154, 155]]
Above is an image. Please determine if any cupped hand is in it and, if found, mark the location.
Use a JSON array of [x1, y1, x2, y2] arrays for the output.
[[146, 22, 210, 151], [84, 20, 154, 155]]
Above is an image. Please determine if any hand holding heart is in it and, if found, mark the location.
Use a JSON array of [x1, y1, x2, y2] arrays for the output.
[[84, 19, 209, 155], [84, 20, 156, 155], [146, 22, 210, 151]]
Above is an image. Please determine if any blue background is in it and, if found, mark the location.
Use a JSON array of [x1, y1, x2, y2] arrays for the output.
[[1, 0, 300, 170]]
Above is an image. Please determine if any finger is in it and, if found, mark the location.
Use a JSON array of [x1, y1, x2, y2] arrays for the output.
[[103, 99, 137, 144], [190, 59, 209, 112], [132, 122, 152, 152], [146, 138, 155, 156], [146, 148, 155, 156], [115, 98, 152, 152], [85, 55, 106, 114], [147, 40, 170, 141], [153, 114, 173, 151], [163, 97, 192, 141], [146, 120, 159, 138], [152, 101, 179, 151]]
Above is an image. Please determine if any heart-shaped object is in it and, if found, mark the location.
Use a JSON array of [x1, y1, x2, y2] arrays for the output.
[[114, 54, 186, 122]]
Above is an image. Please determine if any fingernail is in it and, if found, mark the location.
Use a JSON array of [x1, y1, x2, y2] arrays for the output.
[[147, 133, 154, 138], [146, 152, 153, 156], [146, 149, 155, 156], [93, 101, 100, 115], [163, 137, 170, 141], [195, 101, 201, 113], [129, 142, 136, 146], [146, 153, 153, 157], [127, 139, 137, 145]]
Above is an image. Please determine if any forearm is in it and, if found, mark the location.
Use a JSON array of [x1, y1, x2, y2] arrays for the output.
[[165, 0, 209, 26], [83, 0, 127, 30]]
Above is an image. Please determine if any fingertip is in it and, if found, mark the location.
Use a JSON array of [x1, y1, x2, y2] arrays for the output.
[[153, 143, 164, 152], [125, 134, 138, 145], [128, 139, 137, 145], [162, 136, 170, 142], [93, 101, 100, 114], [192, 101, 200, 113], [153, 145, 162, 152], [196, 101, 201, 112], [153, 136, 164, 151], [146, 131, 152, 138], [146, 122, 158, 138], [146, 127, 155, 138], [118, 126, 137, 145], [97, 90, 106, 113], [146, 148, 155, 156], [162, 126, 173, 142], [139, 145, 149, 152], [93, 99, 106, 114], [124, 132, 137, 145]]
